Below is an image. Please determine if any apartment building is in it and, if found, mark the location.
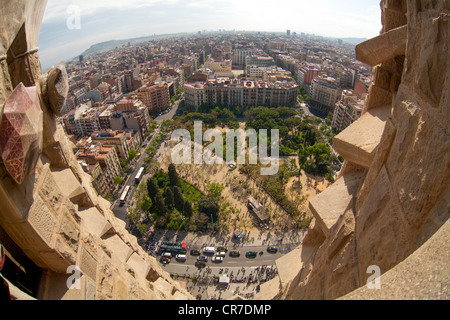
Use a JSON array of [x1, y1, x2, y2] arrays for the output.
[[117, 71, 134, 94], [184, 77, 298, 110], [332, 90, 366, 132], [136, 82, 170, 115], [297, 63, 322, 87], [232, 48, 261, 66], [310, 76, 341, 108], [76, 143, 122, 197], [79, 161, 109, 197], [91, 130, 130, 159], [246, 65, 291, 81], [98, 100, 151, 137], [204, 58, 233, 76], [245, 56, 275, 69], [67, 103, 107, 137]]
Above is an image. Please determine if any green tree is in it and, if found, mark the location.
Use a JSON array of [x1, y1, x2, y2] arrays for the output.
[[164, 187, 174, 211], [183, 200, 193, 218], [298, 148, 308, 170], [114, 176, 124, 185], [137, 223, 148, 235], [306, 143, 331, 174], [199, 195, 219, 220], [207, 183, 225, 199], [128, 149, 138, 161], [168, 164, 180, 187], [137, 197, 153, 213], [147, 178, 159, 201], [173, 186, 185, 212], [154, 190, 167, 216]]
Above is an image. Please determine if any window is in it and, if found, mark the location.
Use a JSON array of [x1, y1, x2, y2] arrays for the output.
[[0, 226, 42, 298]]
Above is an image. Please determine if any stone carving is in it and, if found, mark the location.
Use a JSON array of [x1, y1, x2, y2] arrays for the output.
[[0, 82, 43, 184], [39, 64, 69, 116]]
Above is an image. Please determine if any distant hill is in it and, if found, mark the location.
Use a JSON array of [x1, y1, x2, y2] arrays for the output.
[[78, 33, 188, 58]]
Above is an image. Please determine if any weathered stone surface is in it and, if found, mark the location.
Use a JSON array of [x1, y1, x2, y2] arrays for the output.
[[0, 1, 48, 56], [381, 1, 408, 32], [50, 167, 86, 203], [78, 206, 113, 238], [309, 172, 364, 237], [334, 105, 391, 169], [356, 118, 397, 211], [27, 193, 56, 245], [342, 219, 450, 300], [0, 83, 43, 184], [101, 234, 133, 265], [78, 244, 97, 282], [127, 252, 151, 281], [39, 64, 69, 116], [153, 277, 175, 299], [57, 208, 80, 253], [355, 25, 407, 67]]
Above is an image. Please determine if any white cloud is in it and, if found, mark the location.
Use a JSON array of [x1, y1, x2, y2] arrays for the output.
[[43, 0, 171, 22]]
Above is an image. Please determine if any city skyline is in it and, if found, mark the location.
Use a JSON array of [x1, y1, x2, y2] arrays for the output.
[[38, 0, 382, 71]]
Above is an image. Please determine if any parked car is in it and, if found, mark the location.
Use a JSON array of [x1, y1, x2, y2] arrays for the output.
[[190, 249, 201, 256], [212, 256, 224, 263], [229, 251, 240, 257], [160, 257, 170, 264], [197, 255, 208, 262], [176, 254, 187, 261], [267, 246, 278, 253], [195, 261, 206, 268], [216, 251, 226, 257], [217, 246, 228, 252]]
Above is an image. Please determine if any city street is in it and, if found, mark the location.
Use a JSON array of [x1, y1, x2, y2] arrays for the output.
[[154, 96, 183, 123], [111, 126, 160, 222], [152, 227, 306, 274], [111, 97, 183, 223]]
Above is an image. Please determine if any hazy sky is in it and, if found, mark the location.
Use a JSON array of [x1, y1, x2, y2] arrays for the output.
[[38, 0, 382, 71]]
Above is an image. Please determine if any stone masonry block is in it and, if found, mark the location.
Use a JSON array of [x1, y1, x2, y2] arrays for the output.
[[309, 172, 364, 237], [356, 25, 407, 67], [334, 105, 392, 169]]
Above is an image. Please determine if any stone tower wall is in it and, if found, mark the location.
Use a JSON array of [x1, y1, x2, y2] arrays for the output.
[[0, 0, 192, 300]]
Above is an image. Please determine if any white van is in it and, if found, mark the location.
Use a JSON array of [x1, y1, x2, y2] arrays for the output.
[[176, 254, 187, 261], [202, 247, 215, 254]]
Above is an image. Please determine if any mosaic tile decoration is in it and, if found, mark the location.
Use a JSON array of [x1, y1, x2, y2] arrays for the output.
[[0, 83, 43, 184]]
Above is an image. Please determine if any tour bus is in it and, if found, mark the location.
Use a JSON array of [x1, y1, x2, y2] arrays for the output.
[[158, 242, 187, 255], [135, 166, 145, 184], [119, 185, 131, 204]]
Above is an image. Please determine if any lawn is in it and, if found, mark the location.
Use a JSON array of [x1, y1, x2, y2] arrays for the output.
[[154, 170, 204, 212]]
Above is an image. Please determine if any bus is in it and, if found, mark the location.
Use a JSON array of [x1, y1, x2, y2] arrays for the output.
[[119, 185, 131, 204], [157, 242, 187, 255], [135, 166, 145, 184]]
